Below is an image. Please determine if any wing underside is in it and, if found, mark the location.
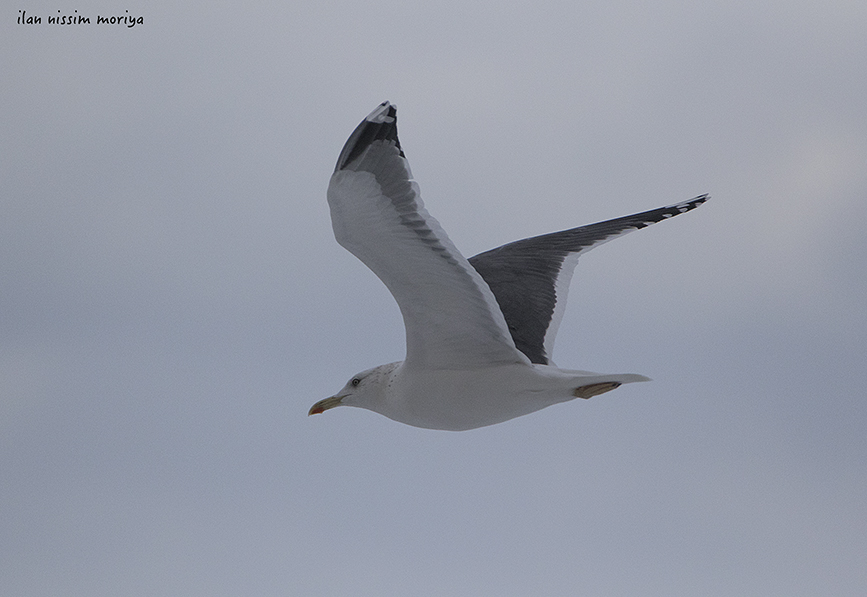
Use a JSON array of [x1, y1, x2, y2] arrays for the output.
[[328, 102, 528, 370]]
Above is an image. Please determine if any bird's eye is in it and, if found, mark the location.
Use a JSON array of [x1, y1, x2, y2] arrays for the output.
[[351, 378, 361, 387]]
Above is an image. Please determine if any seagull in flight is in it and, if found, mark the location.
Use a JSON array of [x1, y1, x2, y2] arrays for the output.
[[309, 102, 707, 430]]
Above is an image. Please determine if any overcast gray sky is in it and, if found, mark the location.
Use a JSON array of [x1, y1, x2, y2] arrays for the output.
[[2, 1, 865, 595]]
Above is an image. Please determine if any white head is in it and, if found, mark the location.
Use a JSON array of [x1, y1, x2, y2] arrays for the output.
[[308, 362, 400, 417]]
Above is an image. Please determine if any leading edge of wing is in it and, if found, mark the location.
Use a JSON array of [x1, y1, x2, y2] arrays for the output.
[[327, 102, 529, 370]]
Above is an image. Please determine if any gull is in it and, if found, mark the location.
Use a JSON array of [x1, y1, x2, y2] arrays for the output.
[[309, 102, 707, 430]]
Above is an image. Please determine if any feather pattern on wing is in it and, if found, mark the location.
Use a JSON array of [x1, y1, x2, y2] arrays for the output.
[[327, 103, 529, 370]]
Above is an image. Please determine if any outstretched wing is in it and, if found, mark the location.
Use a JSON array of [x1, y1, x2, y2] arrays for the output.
[[327, 102, 529, 370], [469, 196, 708, 365]]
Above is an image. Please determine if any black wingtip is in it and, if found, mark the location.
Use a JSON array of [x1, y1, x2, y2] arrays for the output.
[[334, 101, 404, 172], [689, 193, 710, 208], [652, 194, 708, 218]]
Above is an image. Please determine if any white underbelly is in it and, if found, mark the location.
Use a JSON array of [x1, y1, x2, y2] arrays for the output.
[[384, 363, 584, 430]]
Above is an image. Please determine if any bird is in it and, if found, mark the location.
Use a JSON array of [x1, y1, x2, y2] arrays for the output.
[[309, 101, 707, 430]]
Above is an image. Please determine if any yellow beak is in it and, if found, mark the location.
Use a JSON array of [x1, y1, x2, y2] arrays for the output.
[[308, 395, 344, 416]]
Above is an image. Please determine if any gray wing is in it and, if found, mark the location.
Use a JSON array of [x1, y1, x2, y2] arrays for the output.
[[468, 196, 708, 365]]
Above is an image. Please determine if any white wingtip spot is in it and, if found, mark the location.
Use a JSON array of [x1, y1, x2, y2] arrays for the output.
[[366, 101, 395, 123]]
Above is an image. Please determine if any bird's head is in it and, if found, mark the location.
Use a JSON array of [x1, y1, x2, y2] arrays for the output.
[[308, 362, 400, 417]]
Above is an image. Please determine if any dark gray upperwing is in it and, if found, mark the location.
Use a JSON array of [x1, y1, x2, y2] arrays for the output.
[[468, 195, 708, 364]]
